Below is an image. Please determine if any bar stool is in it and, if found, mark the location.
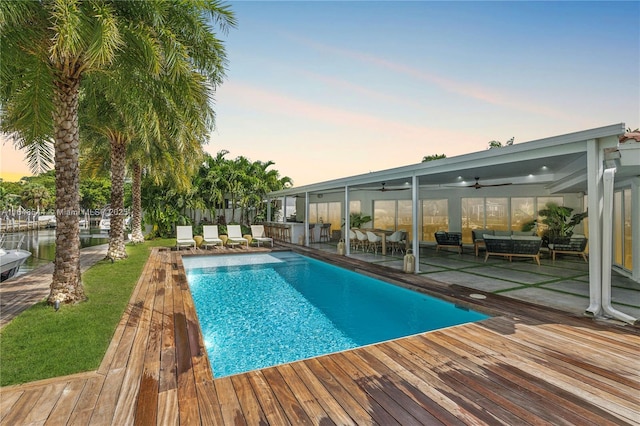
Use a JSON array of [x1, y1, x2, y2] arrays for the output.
[[281, 225, 291, 243], [274, 224, 283, 241], [319, 223, 330, 242], [308, 224, 315, 243]]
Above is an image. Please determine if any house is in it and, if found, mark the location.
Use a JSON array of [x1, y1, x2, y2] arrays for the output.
[[267, 123, 640, 323]]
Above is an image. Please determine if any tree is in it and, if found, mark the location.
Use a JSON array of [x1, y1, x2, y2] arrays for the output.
[[488, 137, 514, 149], [1, 1, 235, 304], [1, 0, 125, 303], [20, 183, 52, 211], [422, 154, 446, 162]]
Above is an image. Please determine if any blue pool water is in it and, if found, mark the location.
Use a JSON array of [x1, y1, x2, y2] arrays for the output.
[[184, 252, 488, 377]]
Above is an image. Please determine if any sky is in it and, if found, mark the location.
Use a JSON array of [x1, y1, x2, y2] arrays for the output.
[[1, 1, 639, 186]]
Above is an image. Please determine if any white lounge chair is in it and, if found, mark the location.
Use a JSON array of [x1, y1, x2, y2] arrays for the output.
[[250, 225, 273, 247], [202, 225, 224, 249], [226, 225, 249, 248], [176, 225, 196, 250]]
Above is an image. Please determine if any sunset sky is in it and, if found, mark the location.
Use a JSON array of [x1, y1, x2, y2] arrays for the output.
[[1, 1, 638, 186]]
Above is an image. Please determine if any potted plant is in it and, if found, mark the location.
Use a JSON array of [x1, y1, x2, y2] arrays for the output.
[[522, 202, 588, 246]]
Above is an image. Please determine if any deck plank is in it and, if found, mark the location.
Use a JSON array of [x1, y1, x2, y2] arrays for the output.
[[289, 362, 357, 426], [275, 363, 335, 425], [246, 370, 291, 426], [260, 367, 313, 425], [229, 373, 268, 425]]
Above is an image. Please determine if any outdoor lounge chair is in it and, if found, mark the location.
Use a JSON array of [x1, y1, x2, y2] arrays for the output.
[[250, 225, 274, 247], [175, 225, 196, 250], [434, 231, 463, 254], [202, 225, 223, 249], [548, 235, 588, 262], [226, 225, 249, 248]]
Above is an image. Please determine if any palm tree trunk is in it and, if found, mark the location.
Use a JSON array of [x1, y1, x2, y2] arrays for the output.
[[130, 161, 144, 243], [49, 76, 86, 305], [106, 135, 128, 260]]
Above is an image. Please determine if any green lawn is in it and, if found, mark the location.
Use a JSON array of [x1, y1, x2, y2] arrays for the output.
[[0, 239, 173, 386]]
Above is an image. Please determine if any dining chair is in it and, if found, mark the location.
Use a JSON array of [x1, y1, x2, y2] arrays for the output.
[[366, 231, 382, 254], [354, 229, 368, 251], [386, 230, 404, 254], [349, 229, 358, 250]]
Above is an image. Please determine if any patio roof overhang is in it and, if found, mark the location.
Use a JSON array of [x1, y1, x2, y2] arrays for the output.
[[269, 123, 628, 198]]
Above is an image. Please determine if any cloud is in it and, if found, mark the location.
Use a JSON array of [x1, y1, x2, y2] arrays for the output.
[[288, 35, 576, 120], [219, 80, 476, 144]]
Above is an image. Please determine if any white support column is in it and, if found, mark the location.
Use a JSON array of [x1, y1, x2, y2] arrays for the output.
[[412, 174, 420, 272], [304, 192, 310, 246], [602, 168, 637, 324], [632, 177, 640, 282], [585, 139, 603, 317], [282, 196, 287, 222], [267, 197, 271, 223], [344, 185, 350, 255]]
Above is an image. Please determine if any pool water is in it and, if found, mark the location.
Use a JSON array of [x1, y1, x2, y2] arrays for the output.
[[184, 252, 488, 377]]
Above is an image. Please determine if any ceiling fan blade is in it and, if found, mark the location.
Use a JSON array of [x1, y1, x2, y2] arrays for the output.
[[466, 177, 513, 189]]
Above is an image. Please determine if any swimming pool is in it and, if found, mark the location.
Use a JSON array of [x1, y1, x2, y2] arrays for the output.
[[184, 252, 488, 377]]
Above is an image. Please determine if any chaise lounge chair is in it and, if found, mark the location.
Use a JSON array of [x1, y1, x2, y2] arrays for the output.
[[226, 225, 249, 248], [250, 225, 274, 247], [176, 225, 196, 250], [202, 225, 224, 249]]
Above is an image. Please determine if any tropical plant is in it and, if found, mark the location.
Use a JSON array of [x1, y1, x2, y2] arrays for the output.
[[522, 202, 588, 243], [19, 183, 53, 211], [2, 0, 235, 304], [346, 212, 372, 229], [1, 0, 131, 303], [422, 154, 446, 162]]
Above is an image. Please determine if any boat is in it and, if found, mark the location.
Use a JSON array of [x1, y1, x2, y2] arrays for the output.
[[98, 205, 130, 232], [0, 236, 32, 282]]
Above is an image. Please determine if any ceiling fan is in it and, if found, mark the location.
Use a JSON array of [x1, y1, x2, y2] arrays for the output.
[[377, 182, 410, 192], [467, 177, 512, 190]]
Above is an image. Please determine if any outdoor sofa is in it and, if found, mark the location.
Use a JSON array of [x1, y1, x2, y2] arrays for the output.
[[483, 234, 542, 265], [472, 229, 538, 256]]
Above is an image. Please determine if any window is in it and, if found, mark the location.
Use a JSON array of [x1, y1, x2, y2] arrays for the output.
[[422, 199, 448, 242], [511, 197, 535, 232], [614, 189, 632, 271], [373, 200, 413, 240], [309, 202, 342, 231], [461, 198, 484, 243]]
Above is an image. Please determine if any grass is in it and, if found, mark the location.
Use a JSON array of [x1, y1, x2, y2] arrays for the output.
[[0, 239, 173, 387]]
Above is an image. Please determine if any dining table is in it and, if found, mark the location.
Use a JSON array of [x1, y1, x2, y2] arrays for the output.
[[360, 228, 394, 255]]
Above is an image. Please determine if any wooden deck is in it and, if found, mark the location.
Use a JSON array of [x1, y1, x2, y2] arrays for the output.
[[1, 246, 639, 425]]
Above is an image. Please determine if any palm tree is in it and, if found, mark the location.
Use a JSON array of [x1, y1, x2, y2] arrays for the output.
[[1, 1, 124, 303], [1, 1, 235, 304]]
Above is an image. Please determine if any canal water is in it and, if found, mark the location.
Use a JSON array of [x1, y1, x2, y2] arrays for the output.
[[2, 228, 110, 277]]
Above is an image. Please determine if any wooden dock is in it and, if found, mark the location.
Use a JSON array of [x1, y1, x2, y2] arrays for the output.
[[1, 246, 639, 425]]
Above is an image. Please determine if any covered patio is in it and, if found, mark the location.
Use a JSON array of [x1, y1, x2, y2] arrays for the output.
[[267, 123, 640, 324]]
